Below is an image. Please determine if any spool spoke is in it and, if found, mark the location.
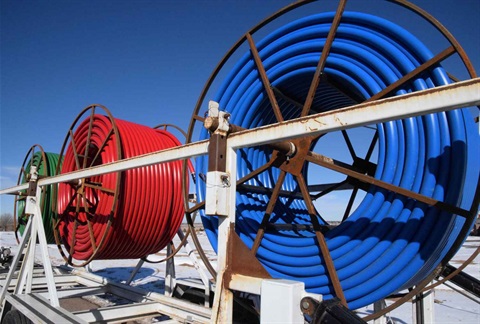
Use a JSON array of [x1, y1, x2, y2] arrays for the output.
[[305, 151, 471, 218], [367, 46, 456, 102], [90, 128, 113, 167], [301, 0, 347, 117], [341, 130, 357, 160], [312, 179, 349, 200], [251, 170, 287, 255], [83, 199, 97, 251], [296, 174, 346, 306], [69, 130, 81, 170], [296, 175, 328, 225], [237, 159, 274, 186], [365, 131, 378, 162], [186, 201, 205, 215], [83, 107, 96, 169], [246, 32, 284, 122], [84, 182, 115, 195], [341, 186, 358, 222], [68, 217, 79, 263]]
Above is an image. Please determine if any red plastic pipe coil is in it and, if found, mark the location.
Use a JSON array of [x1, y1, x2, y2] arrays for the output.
[[57, 115, 186, 260]]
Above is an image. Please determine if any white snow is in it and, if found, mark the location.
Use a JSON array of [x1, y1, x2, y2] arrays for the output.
[[0, 231, 478, 323]]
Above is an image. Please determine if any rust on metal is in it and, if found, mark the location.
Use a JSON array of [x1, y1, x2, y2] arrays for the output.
[[297, 174, 347, 306], [301, 0, 347, 117], [224, 225, 272, 290], [300, 296, 320, 317], [238, 183, 304, 200], [246, 32, 284, 122], [229, 123, 296, 158], [273, 136, 315, 176], [250, 170, 287, 255], [207, 133, 227, 172], [306, 151, 472, 218], [367, 46, 456, 102]]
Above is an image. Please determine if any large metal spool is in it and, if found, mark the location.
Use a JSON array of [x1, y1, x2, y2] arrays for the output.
[[186, 0, 480, 312], [53, 105, 187, 266], [13, 144, 62, 244]]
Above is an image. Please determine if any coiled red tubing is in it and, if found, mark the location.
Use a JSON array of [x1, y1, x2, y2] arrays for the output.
[[57, 115, 186, 260]]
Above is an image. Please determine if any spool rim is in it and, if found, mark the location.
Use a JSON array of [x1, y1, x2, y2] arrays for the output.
[[53, 104, 122, 267]]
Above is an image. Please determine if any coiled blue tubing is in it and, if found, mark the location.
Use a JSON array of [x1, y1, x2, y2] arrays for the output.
[[195, 12, 479, 309]]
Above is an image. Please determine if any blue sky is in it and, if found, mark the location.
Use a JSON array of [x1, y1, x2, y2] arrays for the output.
[[1, 0, 479, 215]]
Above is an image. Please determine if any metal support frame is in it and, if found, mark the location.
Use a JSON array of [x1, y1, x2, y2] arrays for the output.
[[1, 167, 59, 315], [125, 228, 212, 308], [413, 287, 435, 324], [0, 79, 478, 323]]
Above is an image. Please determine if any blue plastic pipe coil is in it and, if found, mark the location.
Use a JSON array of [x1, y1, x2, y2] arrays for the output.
[[195, 12, 479, 309]]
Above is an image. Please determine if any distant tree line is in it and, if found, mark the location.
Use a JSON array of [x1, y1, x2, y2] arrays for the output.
[[0, 213, 14, 231]]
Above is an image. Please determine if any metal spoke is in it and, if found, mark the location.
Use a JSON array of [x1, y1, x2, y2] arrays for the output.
[[68, 217, 79, 263], [83, 198, 97, 250], [238, 183, 304, 200], [312, 179, 349, 200], [301, 0, 347, 117], [246, 32, 284, 122], [296, 175, 328, 225], [251, 170, 287, 255], [364, 131, 378, 162], [237, 159, 274, 186], [341, 186, 358, 222], [341, 130, 357, 160], [90, 128, 113, 167], [367, 46, 456, 102], [192, 114, 205, 123], [296, 174, 346, 307], [83, 107, 96, 169], [69, 130, 81, 170], [84, 182, 115, 195], [305, 151, 471, 218]]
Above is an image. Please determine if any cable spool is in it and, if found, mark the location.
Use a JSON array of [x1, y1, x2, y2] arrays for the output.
[[187, 0, 479, 310], [55, 105, 186, 266], [14, 145, 62, 244], [138, 123, 196, 264]]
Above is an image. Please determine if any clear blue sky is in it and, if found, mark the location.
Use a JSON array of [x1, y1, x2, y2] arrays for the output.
[[1, 0, 479, 215]]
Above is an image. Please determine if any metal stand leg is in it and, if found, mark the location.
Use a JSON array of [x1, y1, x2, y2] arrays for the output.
[[165, 244, 175, 297], [374, 299, 387, 324], [413, 287, 435, 324], [0, 187, 59, 317], [125, 259, 145, 285]]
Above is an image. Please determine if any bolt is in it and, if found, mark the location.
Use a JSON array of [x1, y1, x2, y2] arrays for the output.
[[301, 300, 310, 310], [220, 174, 230, 187]]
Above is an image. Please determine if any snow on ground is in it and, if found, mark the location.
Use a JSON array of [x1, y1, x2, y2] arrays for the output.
[[0, 231, 478, 323]]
